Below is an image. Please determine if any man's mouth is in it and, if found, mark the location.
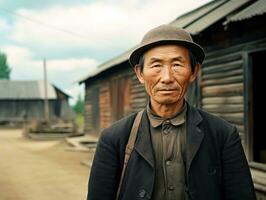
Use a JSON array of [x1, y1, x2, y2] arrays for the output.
[[157, 88, 178, 91]]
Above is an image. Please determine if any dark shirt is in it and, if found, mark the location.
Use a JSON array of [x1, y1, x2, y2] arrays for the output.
[[146, 103, 187, 200]]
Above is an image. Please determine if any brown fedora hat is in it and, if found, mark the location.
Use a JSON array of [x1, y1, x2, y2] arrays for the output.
[[129, 24, 205, 67]]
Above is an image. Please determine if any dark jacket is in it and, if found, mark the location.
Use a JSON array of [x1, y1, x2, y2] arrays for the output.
[[87, 104, 256, 200]]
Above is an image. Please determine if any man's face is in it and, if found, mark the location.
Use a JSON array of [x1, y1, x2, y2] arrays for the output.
[[135, 44, 199, 106]]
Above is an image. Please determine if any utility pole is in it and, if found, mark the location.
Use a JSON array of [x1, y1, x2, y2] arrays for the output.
[[43, 58, 49, 121]]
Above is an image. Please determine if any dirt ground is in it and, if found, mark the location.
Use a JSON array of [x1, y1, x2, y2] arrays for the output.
[[0, 129, 94, 200]]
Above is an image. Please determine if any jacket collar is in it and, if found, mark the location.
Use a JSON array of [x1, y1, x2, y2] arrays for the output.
[[135, 110, 155, 168], [146, 102, 187, 127], [134, 104, 204, 173], [185, 104, 204, 175]]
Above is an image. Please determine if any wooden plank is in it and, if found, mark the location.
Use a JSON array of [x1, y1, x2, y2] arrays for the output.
[[202, 60, 242, 75], [202, 75, 243, 86], [213, 113, 243, 124], [235, 124, 244, 133], [202, 68, 243, 80], [131, 98, 147, 103], [205, 38, 266, 63], [203, 52, 242, 67], [132, 102, 147, 109], [202, 83, 243, 97], [202, 104, 243, 113], [131, 92, 148, 99], [202, 96, 243, 105], [131, 86, 146, 94]]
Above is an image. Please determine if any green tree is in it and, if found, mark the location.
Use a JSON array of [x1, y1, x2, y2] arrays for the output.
[[0, 51, 11, 79], [73, 94, 84, 114], [72, 94, 85, 130]]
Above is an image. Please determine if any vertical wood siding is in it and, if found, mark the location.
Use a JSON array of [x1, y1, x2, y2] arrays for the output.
[[84, 86, 100, 134], [84, 88, 93, 133], [99, 83, 111, 130]]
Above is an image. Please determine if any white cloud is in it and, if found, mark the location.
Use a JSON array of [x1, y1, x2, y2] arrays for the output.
[[3, 0, 211, 104], [2, 45, 97, 76], [0, 18, 10, 31], [46, 58, 97, 72], [10, 0, 210, 51], [2, 45, 97, 99], [1, 46, 41, 80], [65, 83, 85, 105]]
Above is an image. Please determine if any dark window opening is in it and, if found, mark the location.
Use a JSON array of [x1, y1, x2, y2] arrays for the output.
[[251, 50, 266, 163]]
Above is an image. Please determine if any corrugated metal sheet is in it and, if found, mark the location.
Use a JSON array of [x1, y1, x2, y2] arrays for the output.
[[0, 80, 60, 100], [224, 0, 266, 25], [170, 0, 225, 28], [185, 0, 250, 34]]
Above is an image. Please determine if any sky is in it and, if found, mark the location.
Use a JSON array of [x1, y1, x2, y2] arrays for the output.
[[0, 0, 211, 105]]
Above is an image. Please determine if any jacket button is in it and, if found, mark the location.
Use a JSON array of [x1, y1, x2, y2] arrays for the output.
[[168, 185, 175, 191], [139, 189, 146, 198]]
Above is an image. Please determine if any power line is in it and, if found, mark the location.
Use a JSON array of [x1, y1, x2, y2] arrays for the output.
[[0, 7, 91, 41]]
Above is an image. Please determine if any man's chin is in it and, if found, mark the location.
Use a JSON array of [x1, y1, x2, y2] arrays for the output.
[[154, 98, 180, 105]]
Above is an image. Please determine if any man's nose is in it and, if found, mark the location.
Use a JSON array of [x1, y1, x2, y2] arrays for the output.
[[161, 66, 174, 83]]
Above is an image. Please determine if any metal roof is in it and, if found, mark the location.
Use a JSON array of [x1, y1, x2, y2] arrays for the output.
[[0, 80, 65, 100], [80, 0, 261, 83], [184, 0, 250, 34], [224, 0, 266, 25], [170, 0, 226, 29]]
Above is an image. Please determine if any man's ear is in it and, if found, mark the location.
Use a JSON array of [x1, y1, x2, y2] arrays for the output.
[[189, 63, 201, 83], [134, 65, 145, 84]]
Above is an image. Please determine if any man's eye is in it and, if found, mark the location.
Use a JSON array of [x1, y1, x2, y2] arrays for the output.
[[173, 63, 180, 67], [151, 64, 161, 68]]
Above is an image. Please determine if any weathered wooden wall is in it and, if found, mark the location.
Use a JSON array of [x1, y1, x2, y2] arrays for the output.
[[130, 73, 148, 113], [84, 67, 139, 135], [99, 83, 111, 130], [84, 86, 99, 134], [199, 38, 266, 154], [0, 99, 73, 123], [200, 51, 244, 139]]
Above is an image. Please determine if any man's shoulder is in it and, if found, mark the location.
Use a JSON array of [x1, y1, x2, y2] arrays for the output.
[[100, 112, 138, 143], [192, 106, 235, 132], [191, 106, 238, 145]]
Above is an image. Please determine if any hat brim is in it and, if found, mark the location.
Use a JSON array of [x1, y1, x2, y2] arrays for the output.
[[129, 40, 205, 67]]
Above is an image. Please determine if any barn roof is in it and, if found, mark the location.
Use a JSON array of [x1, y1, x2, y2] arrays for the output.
[[0, 80, 69, 100], [80, 0, 263, 83], [224, 0, 266, 25]]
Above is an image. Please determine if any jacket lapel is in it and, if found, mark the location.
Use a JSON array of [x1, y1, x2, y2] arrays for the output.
[[186, 105, 204, 175], [133, 106, 204, 173], [135, 110, 155, 168]]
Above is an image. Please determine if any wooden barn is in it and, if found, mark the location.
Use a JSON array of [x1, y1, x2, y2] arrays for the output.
[[0, 80, 75, 125], [80, 0, 266, 197]]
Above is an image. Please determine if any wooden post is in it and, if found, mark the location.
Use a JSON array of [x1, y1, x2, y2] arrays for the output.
[[43, 59, 49, 121]]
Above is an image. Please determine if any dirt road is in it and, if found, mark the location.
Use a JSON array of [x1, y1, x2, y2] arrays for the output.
[[0, 129, 94, 200]]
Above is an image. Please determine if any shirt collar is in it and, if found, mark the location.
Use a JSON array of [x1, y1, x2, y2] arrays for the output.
[[146, 102, 187, 128]]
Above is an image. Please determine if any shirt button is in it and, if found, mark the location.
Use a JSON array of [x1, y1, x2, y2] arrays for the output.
[[138, 189, 146, 198], [166, 160, 171, 166], [165, 119, 170, 124], [168, 185, 175, 191], [163, 129, 170, 134]]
